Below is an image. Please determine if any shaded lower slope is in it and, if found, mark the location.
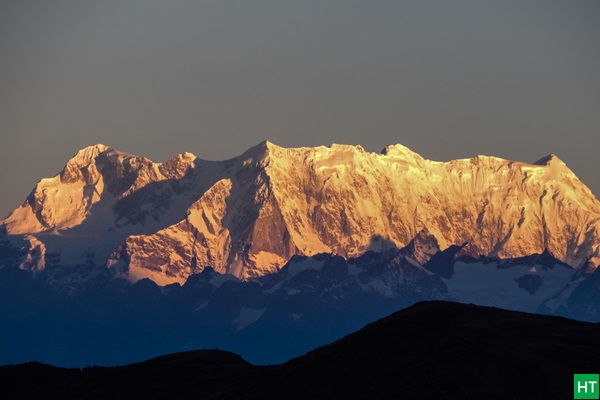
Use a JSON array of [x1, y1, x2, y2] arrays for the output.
[[2, 301, 599, 399]]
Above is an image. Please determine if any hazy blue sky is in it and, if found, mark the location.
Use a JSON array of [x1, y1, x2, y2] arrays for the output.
[[1, 1, 599, 218]]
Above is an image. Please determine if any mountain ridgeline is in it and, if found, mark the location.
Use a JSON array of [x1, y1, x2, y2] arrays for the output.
[[2, 141, 600, 285]]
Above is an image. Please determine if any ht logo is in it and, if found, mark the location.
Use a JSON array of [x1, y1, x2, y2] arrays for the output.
[[575, 374, 599, 399]]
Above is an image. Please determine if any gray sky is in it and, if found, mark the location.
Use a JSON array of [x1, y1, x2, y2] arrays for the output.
[[1, 1, 599, 219]]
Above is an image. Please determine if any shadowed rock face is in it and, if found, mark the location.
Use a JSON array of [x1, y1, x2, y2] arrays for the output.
[[3, 141, 600, 284], [2, 301, 598, 400]]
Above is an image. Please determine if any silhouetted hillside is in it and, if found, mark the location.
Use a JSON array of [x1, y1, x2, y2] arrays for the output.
[[2, 301, 598, 399]]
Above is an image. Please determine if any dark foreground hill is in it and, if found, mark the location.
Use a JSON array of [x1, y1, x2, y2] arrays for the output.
[[2, 301, 599, 399]]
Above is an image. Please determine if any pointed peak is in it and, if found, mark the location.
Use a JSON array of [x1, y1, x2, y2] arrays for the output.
[[160, 152, 198, 178], [533, 153, 566, 167], [411, 227, 437, 243], [402, 228, 441, 265], [257, 140, 282, 151], [68, 144, 112, 166], [240, 140, 282, 159], [249, 140, 273, 151], [59, 144, 113, 184], [532, 154, 577, 182], [381, 144, 422, 160]]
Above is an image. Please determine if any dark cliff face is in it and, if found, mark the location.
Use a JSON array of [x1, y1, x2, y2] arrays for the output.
[[2, 301, 598, 400]]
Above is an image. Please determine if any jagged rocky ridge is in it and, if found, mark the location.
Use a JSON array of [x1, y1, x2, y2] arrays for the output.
[[2, 141, 600, 285]]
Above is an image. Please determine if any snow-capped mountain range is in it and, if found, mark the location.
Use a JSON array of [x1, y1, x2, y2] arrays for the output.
[[3, 141, 600, 367], [2, 141, 600, 286]]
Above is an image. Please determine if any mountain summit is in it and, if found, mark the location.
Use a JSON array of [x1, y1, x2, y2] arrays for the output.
[[2, 142, 600, 284]]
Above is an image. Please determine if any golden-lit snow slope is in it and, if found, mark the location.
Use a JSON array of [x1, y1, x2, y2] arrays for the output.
[[3, 144, 198, 234], [264, 142, 600, 268]]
